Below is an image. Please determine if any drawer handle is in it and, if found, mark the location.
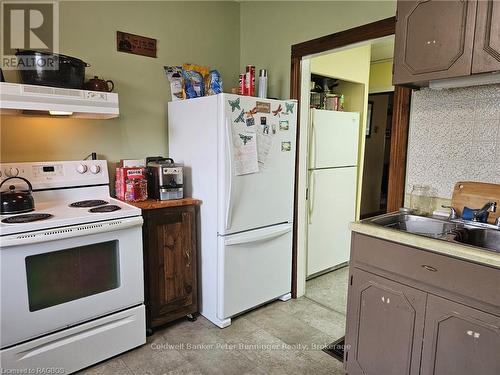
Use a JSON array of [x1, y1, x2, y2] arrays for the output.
[[185, 249, 191, 267], [422, 265, 437, 272]]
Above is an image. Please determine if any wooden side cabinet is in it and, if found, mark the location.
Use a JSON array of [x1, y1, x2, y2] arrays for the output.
[[141, 204, 198, 331]]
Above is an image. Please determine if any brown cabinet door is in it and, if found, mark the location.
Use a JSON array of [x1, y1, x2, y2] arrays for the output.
[[472, 0, 500, 73], [345, 268, 426, 375], [393, 0, 477, 85], [146, 206, 197, 325], [421, 295, 500, 375]]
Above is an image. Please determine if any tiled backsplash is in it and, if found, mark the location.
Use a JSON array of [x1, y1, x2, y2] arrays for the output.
[[406, 84, 500, 200]]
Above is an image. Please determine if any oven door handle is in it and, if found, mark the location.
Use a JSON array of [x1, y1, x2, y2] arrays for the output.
[[0, 216, 143, 247]]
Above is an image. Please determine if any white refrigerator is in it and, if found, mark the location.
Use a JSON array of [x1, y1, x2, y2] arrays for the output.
[[168, 94, 297, 328], [307, 109, 359, 277]]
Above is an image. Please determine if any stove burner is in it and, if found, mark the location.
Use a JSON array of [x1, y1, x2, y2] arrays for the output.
[[2, 213, 53, 224], [89, 205, 121, 213], [70, 200, 108, 208]]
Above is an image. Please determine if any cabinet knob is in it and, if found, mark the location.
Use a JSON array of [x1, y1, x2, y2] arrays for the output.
[[466, 330, 480, 339], [421, 265, 437, 272]]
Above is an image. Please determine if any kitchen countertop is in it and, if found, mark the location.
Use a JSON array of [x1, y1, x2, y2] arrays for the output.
[[350, 221, 500, 269], [127, 198, 201, 210]]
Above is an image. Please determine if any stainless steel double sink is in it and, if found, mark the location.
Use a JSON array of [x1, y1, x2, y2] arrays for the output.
[[364, 212, 500, 253]]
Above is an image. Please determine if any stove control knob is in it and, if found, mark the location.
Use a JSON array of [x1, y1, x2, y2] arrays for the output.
[[76, 164, 88, 174], [89, 165, 101, 174], [6, 167, 19, 177]]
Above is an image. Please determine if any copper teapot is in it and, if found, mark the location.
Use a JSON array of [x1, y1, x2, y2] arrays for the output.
[[84, 76, 114, 92]]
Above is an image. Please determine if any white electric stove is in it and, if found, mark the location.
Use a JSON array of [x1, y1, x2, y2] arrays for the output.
[[0, 160, 146, 374]]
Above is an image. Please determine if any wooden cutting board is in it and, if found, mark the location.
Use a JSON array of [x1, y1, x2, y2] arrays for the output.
[[451, 182, 500, 224]]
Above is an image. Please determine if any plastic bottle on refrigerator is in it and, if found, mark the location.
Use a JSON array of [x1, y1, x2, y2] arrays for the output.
[[258, 69, 268, 98]]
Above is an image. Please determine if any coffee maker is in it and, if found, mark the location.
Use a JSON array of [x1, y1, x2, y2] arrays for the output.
[[146, 157, 184, 200]]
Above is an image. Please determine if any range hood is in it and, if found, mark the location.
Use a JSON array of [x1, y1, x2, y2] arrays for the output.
[[429, 72, 500, 90], [0, 82, 119, 119]]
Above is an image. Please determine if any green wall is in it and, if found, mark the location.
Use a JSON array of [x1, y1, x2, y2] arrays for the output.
[[240, 1, 396, 99], [1, 1, 240, 164], [1, 0, 396, 165]]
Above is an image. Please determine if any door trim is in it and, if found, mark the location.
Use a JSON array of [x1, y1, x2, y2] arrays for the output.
[[290, 17, 412, 298]]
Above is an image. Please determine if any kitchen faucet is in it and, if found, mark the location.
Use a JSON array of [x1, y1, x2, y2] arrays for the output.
[[472, 201, 497, 222], [441, 205, 458, 220]]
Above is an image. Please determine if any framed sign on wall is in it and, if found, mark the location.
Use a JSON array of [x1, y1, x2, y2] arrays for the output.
[[116, 31, 157, 58]]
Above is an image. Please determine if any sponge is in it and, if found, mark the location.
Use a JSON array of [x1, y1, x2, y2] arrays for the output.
[[462, 206, 488, 222]]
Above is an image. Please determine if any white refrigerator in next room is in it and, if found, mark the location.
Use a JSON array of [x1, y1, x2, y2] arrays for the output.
[[306, 109, 360, 277], [168, 94, 297, 328]]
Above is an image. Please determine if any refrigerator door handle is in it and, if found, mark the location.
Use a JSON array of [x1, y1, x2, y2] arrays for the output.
[[225, 117, 234, 230], [308, 171, 315, 224], [310, 113, 316, 168], [224, 224, 292, 246]]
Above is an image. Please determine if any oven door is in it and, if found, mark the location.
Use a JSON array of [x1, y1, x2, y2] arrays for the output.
[[0, 216, 144, 348]]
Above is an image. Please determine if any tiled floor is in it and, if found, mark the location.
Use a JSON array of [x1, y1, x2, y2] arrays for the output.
[[79, 297, 346, 375], [305, 266, 349, 316]]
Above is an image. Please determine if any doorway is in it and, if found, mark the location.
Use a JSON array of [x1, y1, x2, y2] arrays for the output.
[[360, 91, 394, 218], [289, 17, 412, 360], [290, 17, 412, 301], [302, 36, 396, 318]]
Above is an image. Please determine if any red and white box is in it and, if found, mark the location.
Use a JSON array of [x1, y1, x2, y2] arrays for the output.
[[115, 167, 146, 201]]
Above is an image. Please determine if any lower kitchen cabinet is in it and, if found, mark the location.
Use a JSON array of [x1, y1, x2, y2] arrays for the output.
[[141, 204, 199, 331], [345, 233, 500, 375], [345, 269, 426, 375], [420, 295, 500, 375]]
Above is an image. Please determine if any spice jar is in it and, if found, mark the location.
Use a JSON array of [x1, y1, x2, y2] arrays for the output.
[[125, 178, 147, 202]]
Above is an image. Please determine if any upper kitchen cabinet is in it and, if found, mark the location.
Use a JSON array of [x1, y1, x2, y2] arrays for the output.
[[472, 0, 500, 74], [393, 0, 479, 86]]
